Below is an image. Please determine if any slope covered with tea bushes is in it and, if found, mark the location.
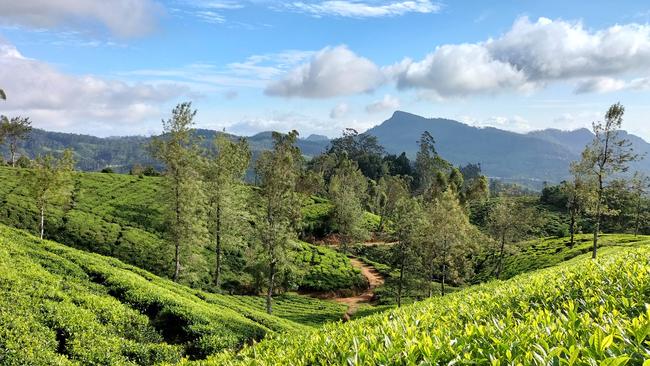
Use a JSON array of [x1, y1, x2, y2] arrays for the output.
[[198, 241, 650, 365], [0, 167, 363, 292], [0, 224, 347, 365]]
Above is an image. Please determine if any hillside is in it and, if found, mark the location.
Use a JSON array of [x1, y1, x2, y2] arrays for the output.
[[0, 224, 349, 364], [365, 111, 650, 186], [198, 241, 650, 365], [0, 167, 365, 293]]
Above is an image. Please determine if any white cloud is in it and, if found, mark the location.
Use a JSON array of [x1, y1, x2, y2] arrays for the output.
[[265, 45, 385, 98], [394, 43, 530, 97], [0, 40, 186, 134], [392, 17, 650, 96], [284, 0, 441, 18], [365, 94, 400, 113], [460, 115, 531, 133], [330, 102, 350, 119], [574, 77, 627, 94], [0, 0, 162, 37]]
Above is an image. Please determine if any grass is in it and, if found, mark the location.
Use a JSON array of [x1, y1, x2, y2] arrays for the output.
[[0, 167, 362, 293], [0, 224, 347, 365], [193, 239, 650, 365]]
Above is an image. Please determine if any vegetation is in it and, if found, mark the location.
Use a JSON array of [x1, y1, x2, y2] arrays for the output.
[[0, 116, 32, 166], [197, 241, 650, 365], [573, 103, 639, 258]]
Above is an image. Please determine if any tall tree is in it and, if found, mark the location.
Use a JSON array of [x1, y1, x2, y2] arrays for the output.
[[202, 134, 251, 289], [630, 172, 650, 237], [0, 88, 5, 100], [573, 103, 638, 258], [150, 102, 205, 282], [414, 131, 451, 198], [1, 116, 32, 167], [390, 196, 426, 307], [253, 131, 302, 314], [328, 157, 369, 251], [487, 197, 534, 279], [373, 175, 411, 233], [424, 190, 480, 296], [28, 150, 75, 239]]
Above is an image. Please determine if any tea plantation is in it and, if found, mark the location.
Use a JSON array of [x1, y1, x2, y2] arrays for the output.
[[0, 224, 347, 365], [0, 167, 363, 292], [195, 240, 650, 365]]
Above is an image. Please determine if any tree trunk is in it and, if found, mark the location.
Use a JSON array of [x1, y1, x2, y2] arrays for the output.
[[593, 175, 603, 259], [495, 232, 506, 279], [10, 141, 16, 168], [440, 263, 446, 296], [569, 208, 576, 247], [40, 205, 45, 239], [266, 261, 276, 314], [214, 203, 222, 288], [396, 244, 405, 307], [173, 176, 182, 282], [634, 196, 641, 237]]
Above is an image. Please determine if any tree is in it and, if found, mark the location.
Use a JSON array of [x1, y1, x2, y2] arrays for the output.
[[373, 175, 410, 233], [202, 134, 251, 289], [252, 131, 302, 314], [28, 150, 75, 239], [573, 103, 638, 258], [487, 197, 534, 279], [328, 157, 369, 251], [424, 190, 480, 296], [1, 116, 32, 167], [150, 102, 205, 282], [328, 129, 387, 180], [414, 131, 451, 198], [630, 172, 650, 237], [390, 196, 426, 307], [0, 88, 5, 100]]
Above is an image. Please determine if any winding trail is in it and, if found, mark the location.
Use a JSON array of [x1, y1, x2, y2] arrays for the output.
[[335, 258, 384, 318]]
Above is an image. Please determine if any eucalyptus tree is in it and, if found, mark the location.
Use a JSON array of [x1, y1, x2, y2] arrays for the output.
[[0, 88, 5, 100], [573, 103, 638, 258], [28, 150, 75, 239], [328, 156, 369, 251], [253, 131, 302, 314], [424, 190, 480, 296], [1, 116, 32, 166], [150, 102, 206, 282], [390, 196, 426, 307], [487, 196, 535, 279], [202, 134, 251, 289]]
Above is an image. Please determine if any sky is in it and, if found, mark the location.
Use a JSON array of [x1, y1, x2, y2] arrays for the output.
[[0, 0, 650, 140]]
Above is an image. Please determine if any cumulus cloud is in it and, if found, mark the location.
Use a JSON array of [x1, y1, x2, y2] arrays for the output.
[[574, 76, 650, 94], [0, 0, 162, 37], [265, 45, 385, 98], [393, 17, 650, 96], [330, 102, 350, 119], [460, 115, 531, 132], [365, 94, 400, 113], [0, 40, 186, 134], [285, 0, 441, 18]]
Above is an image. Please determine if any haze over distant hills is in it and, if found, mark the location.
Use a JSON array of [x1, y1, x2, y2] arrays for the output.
[[6, 110, 649, 188]]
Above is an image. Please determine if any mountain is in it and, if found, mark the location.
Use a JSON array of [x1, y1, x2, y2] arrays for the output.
[[365, 111, 650, 186], [5, 111, 649, 186]]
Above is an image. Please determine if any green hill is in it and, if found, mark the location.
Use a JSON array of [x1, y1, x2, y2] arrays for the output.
[[0, 224, 347, 365], [196, 240, 650, 365], [0, 167, 363, 292]]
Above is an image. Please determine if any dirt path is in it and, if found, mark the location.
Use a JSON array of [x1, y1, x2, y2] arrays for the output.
[[335, 258, 385, 319]]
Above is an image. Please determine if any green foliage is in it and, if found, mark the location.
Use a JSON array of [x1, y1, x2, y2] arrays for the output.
[[197, 241, 650, 365], [328, 157, 369, 249], [292, 241, 366, 292], [473, 233, 650, 283], [0, 224, 321, 364]]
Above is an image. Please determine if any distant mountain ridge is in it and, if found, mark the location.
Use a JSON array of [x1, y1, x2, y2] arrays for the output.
[[364, 111, 650, 186], [6, 110, 649, 187]]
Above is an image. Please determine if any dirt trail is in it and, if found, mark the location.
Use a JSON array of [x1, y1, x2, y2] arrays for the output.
[[335, 258, 384, 318]]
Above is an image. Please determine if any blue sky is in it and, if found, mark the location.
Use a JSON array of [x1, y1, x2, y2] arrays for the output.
[[1, 1, 650, 140]]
